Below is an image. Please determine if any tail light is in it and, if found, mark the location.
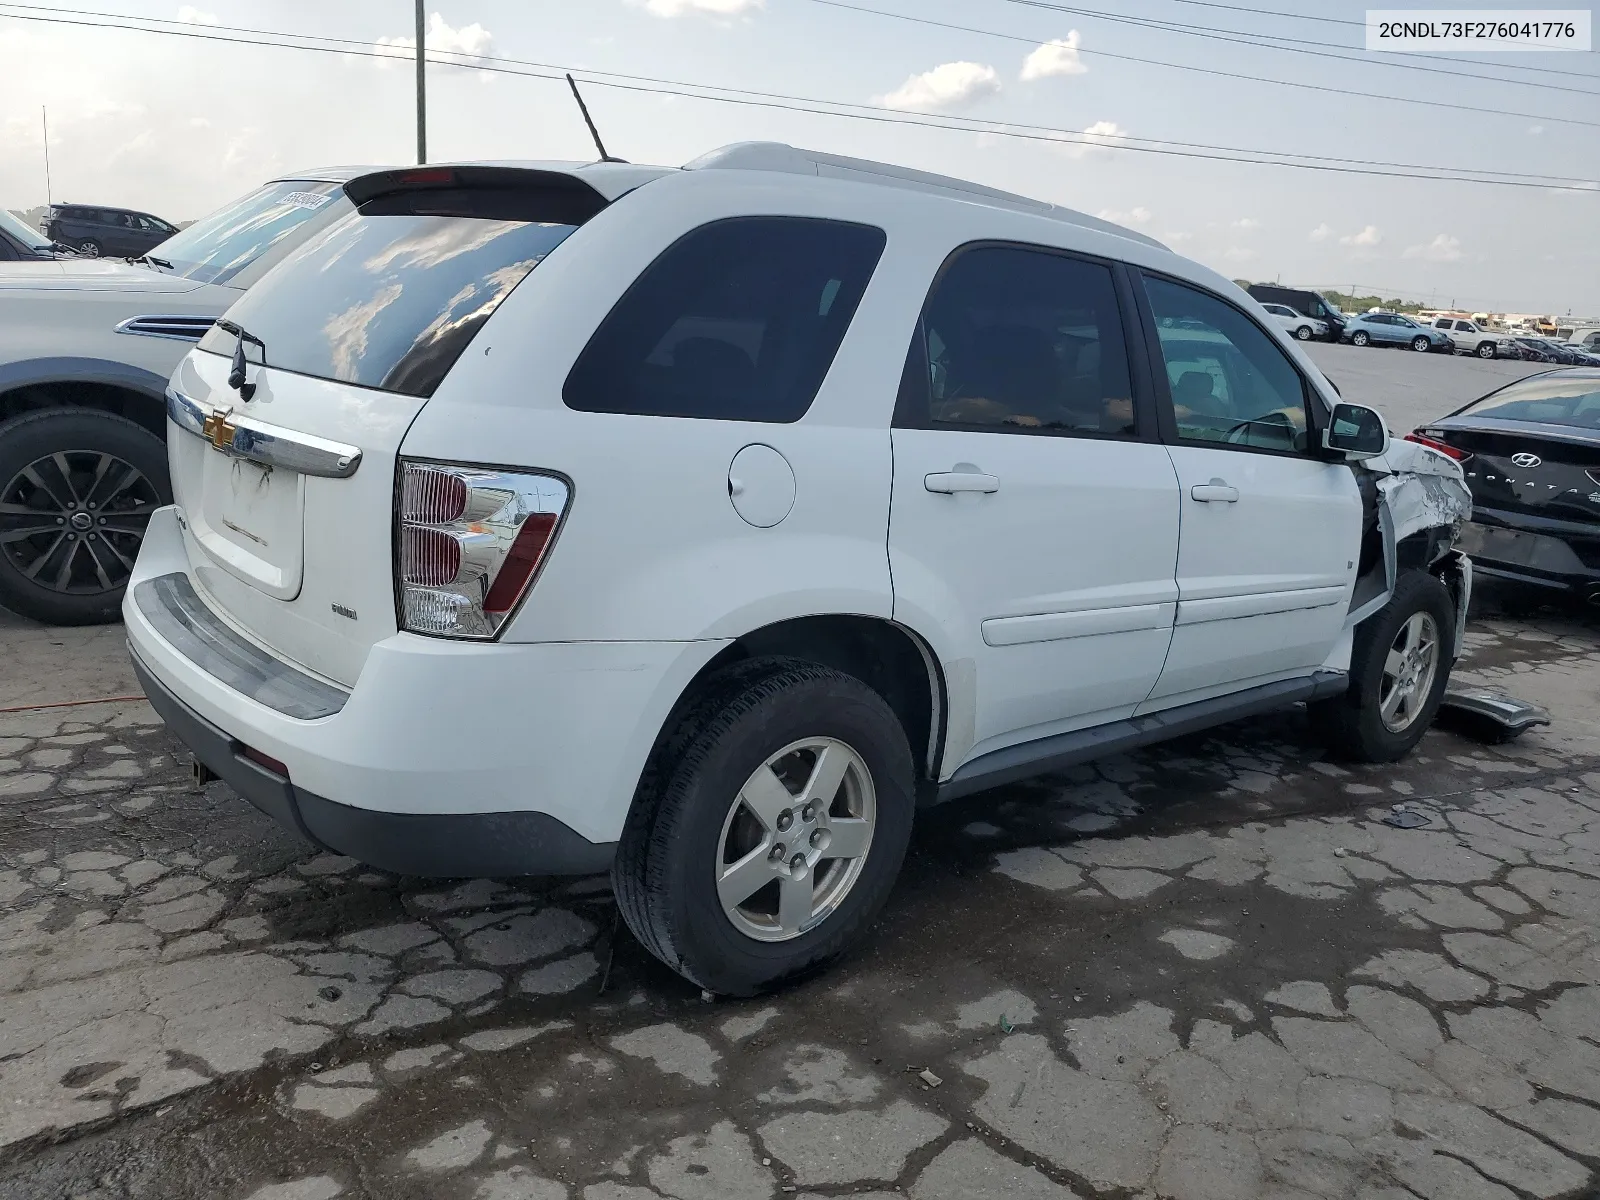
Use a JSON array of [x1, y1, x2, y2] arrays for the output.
[[1405, 432, 1472, 464], [396, 460, 571, 639]]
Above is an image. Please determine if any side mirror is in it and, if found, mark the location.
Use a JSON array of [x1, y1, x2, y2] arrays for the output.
[[1324, 402, 1388, 460]]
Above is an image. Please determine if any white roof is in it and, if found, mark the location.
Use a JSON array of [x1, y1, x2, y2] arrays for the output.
[[684, 142, 1167, 251]]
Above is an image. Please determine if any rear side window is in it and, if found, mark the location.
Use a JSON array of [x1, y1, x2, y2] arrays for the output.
[[199, 199, 579, 397], [1459, 374, 1600, 430], [563, 218, 886, 422]]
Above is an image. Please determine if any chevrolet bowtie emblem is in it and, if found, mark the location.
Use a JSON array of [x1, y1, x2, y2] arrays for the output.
[[201, 409, 237, 452]]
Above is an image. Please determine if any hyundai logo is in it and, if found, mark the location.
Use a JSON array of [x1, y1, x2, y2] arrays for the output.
[[1510, 452, 1542, 468]]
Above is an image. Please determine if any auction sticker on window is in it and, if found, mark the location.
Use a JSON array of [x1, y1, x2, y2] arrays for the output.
[[279, 190, 336, 211], [1367, 9, 1590, 50]]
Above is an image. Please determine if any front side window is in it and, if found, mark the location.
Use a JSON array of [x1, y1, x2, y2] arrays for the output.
[[1144, 275, 1312, 453], [903, 245, 1137, 436], [564, 217, 885, 422]]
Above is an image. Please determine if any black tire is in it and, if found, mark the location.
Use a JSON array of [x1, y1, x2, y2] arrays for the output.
[[1312, 569, 1455, 763], [1411, 336, 1431, 353], [614, 658, 915, 996], [0, 408, 170, 626], [77, 239, 102, 257], [1476, 341, 1496, 359], [1351, 331, 1370, 347], [1295, 325, 1313, 341]]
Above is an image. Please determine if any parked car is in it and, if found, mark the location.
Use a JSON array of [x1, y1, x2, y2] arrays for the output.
[[125, 147, 1473, 995], [0, 169, 378, 624], [1259, 302, 1327, 341], [0, 208, 72, 261], [1343, 312, 1453, 352], [1429, 316, 1515, 359], [1412, 368, 1600, 605], [1560, 344, 1600, 367], [1245, 284, 1346, 341], [42, 204, 181, 259], [1514, 337, 1581, 366]]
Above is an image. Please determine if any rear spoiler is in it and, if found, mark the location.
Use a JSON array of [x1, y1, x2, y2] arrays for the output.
[[343, 166, 610, 226]]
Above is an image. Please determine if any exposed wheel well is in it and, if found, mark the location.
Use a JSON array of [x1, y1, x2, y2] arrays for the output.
[[664, 615, 945, 786], [0, 381, 165, 440]]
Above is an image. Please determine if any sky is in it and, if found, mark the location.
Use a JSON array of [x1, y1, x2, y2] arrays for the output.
[[1, 0, 1595, 315]]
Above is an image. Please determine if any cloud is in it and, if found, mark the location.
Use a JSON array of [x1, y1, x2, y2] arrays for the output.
[[1163, 231, 1193, 244], [1221, 246, 1257, 263], [637, 0, 762, 13], [1529, 124, 1544, 134], [1232, 217, 1260, 231], [1055, 119, 1129, 158], [1403, 233, 1464, 262], [1020, 32, 1087, 81], [879, 62, 1000, 112], [1309, 222, 1332, 242], [1339, 225, 1382, 247], [1096, 206, 1151, 226], [376, 13, 494, 70], [176, 5, 218, 23]]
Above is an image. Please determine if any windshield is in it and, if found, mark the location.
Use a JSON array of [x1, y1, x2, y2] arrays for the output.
[[0, 208, 51, 252], [151, 179, 352, 286], [1460, 375, 1600, 431], [1317, 294, 1343, 318], [198, 212, 575, 397]]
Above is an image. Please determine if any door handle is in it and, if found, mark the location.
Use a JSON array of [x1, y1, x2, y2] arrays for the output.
[[925, 471, 1000, 495], [1190, 479, 1240, 503]]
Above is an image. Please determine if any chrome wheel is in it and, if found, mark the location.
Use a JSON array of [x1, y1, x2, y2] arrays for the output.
[[78, 240, 101, 258], [1380, 612, 1440, 733], [716, 737, 876, 943], [0, 451, 158, 597], [1296, 325, 1312, 340], [1412, 336, 1430, 352], [1352, 332, 1369, 346]]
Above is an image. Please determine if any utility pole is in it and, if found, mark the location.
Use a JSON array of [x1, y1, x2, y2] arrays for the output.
[[414, 0, 427, 165], [41, 107, 52, 207]]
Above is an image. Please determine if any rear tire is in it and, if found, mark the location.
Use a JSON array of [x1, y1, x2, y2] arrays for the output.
[[1476, 341, 1496, 359], [614, 658, 915, 996], [0, 408, 170, 626], [1312, 569, 1455, 763], [77, 239, 102, 257], [1351, 331, 1370, 347], [1295, 325, 1313, 341]]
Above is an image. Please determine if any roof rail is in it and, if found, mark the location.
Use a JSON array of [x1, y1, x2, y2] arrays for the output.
[[683, 142, 1167, 251]]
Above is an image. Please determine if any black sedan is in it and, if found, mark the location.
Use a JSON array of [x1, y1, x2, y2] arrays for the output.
[[1411, 369, 1600, 605], [1512, 337, 1581, 365]]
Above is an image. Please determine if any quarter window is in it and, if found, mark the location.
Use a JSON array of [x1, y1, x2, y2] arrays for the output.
[[901, 245, 1138, 436], [1144, 275, 1313, 454], [564, 217, 885, 423]]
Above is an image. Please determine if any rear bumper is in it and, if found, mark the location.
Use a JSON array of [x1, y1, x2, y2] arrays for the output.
[[124, 506, 728, 876], [1457, 514, 1600, 595]]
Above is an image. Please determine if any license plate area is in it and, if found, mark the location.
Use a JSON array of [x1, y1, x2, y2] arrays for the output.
[[190, 451, 305, 600]]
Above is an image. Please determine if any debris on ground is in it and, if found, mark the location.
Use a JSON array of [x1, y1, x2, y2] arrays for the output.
[[1437, 688, 1552, 744], [1382, 805, 1433, 830], [918, 1069, 943, 1088]]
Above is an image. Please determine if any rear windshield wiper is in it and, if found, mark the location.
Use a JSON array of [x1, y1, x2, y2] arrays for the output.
[[128, 253, 174, 271], [215, 318, 267, 401]]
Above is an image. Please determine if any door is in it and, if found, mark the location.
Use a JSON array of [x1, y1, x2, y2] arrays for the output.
[[889, 244, 1181, 765], [1136, 272, 1362, 706]]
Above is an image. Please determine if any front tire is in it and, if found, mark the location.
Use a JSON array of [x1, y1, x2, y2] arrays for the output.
[[1351, 331, 1371, 347], [615, 659, 915, 995], [1312, 569, 1455, 763], [1411, 336, 1431, 353], [0, 408, 170, 626], [1295, 325, 1313, 341], [1477, 341, 1496, 359]]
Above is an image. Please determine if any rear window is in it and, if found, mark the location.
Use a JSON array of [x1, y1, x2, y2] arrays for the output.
[[200, 208, 576, 398], [563, 217, 887, 422], [1459, 374, 1600, 431]]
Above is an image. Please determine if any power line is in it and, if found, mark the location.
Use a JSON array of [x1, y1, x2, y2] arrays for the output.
[[806, 0, 1600, 126], [1153, 0, 1600, 80], [1, 5, 1596, 191], [990, 0, 1600, 96]]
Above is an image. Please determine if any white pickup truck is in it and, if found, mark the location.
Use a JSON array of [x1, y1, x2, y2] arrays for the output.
[[1430, 317, 1515, 360]]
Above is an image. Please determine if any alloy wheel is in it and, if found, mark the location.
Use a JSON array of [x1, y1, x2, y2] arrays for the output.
[[1379, 612, 1440, 733], [715, 737, 876, 942], [0, 450, 159, 597]]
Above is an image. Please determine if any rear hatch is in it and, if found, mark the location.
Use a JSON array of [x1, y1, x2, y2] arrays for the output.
[[165, 167, 608, 687]]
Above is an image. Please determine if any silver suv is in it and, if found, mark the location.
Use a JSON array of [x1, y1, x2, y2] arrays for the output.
[[0, 169, 375, 624]]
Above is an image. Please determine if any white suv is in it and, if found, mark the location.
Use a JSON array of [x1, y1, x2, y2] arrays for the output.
[[1430, 317, 1513, 359], [124, 146, 1473, 994], [1259, 302, 1327, 342]]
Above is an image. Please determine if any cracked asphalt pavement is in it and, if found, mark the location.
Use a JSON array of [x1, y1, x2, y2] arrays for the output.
[[2, 348, 1596, 1200]]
